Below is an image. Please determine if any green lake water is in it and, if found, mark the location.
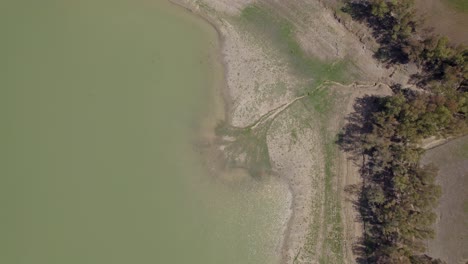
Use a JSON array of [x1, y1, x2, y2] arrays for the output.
[[0, 0, 288, 263]]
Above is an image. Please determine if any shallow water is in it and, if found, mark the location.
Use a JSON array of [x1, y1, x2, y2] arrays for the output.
[[0, 0, 288, 263]]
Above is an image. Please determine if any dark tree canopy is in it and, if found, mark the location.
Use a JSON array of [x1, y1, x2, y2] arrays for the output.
[[339, 1, 467, 263]]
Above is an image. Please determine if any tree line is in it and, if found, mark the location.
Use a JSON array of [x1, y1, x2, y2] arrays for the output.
[[339, 0, 467, 263], [343, 0, 467, 93]]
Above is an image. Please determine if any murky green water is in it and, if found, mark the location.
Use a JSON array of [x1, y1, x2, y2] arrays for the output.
[[0, 0, 288, 263]]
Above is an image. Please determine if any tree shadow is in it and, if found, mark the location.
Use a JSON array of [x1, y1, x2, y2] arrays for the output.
[[336, 95, 388, 263], [341, 0, 410, 66], [341, 1, 371, 22], [336, 95, 381, 159]]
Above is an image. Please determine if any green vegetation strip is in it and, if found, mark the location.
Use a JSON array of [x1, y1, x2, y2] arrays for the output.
[[240, 5, 349, 86], [446, 0, 468, 13], [302, 87, 345, 263]]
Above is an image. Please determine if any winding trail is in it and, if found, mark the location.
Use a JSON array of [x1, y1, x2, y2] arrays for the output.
[[249, 79, 395, 130], [249, 95, 307, 130]]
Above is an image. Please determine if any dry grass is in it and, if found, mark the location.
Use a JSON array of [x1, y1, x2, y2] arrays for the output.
[[422, 136, 468, 264], [414, 0, 468, 45]]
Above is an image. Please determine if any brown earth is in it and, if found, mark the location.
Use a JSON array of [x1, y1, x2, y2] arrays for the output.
[[414, 0, 468, 45], [421, 136, 468, 264]]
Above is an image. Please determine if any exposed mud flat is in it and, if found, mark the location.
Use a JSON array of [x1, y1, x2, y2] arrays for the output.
[[171, 0, 409, 263]]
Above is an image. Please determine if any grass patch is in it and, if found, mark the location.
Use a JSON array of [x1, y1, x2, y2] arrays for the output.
[[306, 87, 333, 115], [445, 0, 468, 13], [320, 135, 344, 264], [455, 139, 468, 159], [302, 84, 339, 118], [300, 87, 345, 263], [216, 121, 272, 178], [239, 5, 349, 86], [316, 90, 344, 263], [291, 129, 298, 143]]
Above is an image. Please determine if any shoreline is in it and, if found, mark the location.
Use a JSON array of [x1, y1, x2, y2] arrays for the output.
[[167, 0, 294, 262], [167, 0, 232, 126], [166, 0, 406, 263]]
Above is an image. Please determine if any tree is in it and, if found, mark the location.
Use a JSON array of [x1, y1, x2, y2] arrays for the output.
[[371, 0, 390, 18]]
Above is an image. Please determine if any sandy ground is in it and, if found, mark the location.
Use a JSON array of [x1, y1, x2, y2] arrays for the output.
[[170, 0, 407, 263], [421, 136, 468, 264]]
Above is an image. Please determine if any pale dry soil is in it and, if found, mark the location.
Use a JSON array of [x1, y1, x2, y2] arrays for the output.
[[171, 0, 410, 263], [422, 136, 468, 264]]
